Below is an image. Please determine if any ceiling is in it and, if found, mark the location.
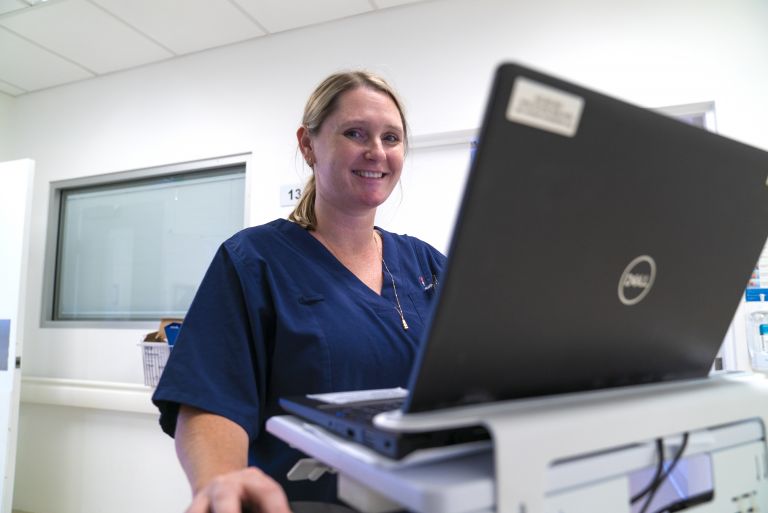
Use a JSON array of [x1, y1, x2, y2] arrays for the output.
[[0, 0, 430, 97]]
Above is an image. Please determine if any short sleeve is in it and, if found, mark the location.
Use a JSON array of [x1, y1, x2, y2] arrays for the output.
[[152, 242, 269, 441]]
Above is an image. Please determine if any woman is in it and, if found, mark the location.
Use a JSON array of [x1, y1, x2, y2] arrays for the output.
[[153, 70, 446, 513]]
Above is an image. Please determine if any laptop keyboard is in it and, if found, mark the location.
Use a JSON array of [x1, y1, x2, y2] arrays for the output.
[[326, 399, 405, 422]]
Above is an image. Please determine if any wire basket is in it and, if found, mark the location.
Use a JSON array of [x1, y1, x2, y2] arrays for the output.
[[139, 341, 171, 387]]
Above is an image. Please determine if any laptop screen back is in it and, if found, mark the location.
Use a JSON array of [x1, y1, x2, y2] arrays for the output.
[[404, 63, 768, 413]]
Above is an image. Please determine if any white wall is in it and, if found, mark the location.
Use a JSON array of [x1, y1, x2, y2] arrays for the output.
[[0, 93, 12, 161], [6, 0, 768, 512]]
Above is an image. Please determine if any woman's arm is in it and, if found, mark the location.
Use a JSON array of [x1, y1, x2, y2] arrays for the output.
[[176, 405, 291, 513]]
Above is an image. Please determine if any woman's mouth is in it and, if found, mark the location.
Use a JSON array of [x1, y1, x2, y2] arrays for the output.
[[353, 170, 385, 179]]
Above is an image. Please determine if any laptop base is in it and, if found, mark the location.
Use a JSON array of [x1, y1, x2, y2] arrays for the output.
[[269, 373, 768, 513]]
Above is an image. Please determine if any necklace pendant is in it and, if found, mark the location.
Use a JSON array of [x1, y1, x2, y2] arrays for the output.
[[377, 232, 409, 332]]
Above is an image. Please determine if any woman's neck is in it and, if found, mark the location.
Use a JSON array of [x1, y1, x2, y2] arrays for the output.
[[312, 203, 377, 254], [312, 205, 383, 294]]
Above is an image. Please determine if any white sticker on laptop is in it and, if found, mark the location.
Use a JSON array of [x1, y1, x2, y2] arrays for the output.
[[307, 387, 408, 405], [506, 77, 584, 137]]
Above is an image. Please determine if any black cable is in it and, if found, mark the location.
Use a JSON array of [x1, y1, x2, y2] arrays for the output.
[[650, 490, 714, 513], [639, 433, 690, 513], [631, 438, 665, 504]]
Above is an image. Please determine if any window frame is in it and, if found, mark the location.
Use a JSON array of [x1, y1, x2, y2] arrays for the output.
[[41, 153, 251, 329]]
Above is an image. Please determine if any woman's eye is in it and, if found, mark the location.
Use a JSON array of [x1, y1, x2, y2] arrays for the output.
[[383, 134, 401, 144], [344, 129, 363, 139]]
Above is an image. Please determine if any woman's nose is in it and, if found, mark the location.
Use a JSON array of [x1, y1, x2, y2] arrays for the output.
[[365, 140, 385, 160]]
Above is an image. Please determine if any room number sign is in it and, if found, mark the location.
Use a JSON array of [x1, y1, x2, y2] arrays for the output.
[[280, 184, 302, 207]]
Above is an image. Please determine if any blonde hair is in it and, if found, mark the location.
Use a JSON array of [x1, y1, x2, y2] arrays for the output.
[[288, 71, 409, 230]]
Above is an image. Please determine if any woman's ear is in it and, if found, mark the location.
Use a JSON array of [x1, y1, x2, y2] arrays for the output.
[[296, 125, 312, 158], [297, 126, 313, 165]]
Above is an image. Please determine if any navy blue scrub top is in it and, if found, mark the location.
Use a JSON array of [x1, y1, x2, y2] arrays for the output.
[[153, 218, 446, 502]]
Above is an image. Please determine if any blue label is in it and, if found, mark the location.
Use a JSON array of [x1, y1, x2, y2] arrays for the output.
[[746, 288, 768, 301]]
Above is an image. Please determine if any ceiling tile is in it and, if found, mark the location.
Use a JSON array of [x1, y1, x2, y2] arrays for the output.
[[0, 78, 26, 96], [233, 0, 373, 33], [0, 0, 26, 16], [373, 0, 426, 8], [0, 0, 172, 74], [91, 0, 266, 55], [0, 27, 94, 91]]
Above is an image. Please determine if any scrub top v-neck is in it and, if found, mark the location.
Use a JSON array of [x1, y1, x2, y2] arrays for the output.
[[302, 225, 421, 322], [153, 218, 446, 502]]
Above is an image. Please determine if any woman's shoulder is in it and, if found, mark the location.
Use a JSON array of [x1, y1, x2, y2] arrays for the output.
[[378, 227, 446, 263], [223, 219, 303, 261], [228, 218, 294, 241], [378, 226, 437, 249]]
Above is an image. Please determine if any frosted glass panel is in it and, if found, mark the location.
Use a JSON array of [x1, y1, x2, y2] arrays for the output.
[[55, 168, 244, 320]]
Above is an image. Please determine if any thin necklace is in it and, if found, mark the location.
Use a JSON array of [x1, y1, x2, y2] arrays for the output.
[[375, 231, 409, 330]]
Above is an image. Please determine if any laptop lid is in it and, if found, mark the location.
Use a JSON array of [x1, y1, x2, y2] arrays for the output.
[[403, 62, 768, 413]]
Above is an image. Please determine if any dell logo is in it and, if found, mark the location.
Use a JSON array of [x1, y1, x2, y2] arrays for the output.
[[623, 273, 650, 288], [618, 255, 656, 306]]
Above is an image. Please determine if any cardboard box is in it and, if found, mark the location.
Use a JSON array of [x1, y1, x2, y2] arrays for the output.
[[143, 318, 183, 342]]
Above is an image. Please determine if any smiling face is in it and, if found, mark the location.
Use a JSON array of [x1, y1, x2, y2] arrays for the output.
[[299, 86, 405, 219]]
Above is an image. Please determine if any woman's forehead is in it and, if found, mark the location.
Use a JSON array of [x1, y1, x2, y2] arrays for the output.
[[328, 87, 403, 127]]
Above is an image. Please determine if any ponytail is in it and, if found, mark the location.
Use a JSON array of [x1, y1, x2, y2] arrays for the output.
[[288, 174, 317, 230]]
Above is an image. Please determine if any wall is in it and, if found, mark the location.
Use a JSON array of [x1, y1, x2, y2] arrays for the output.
[[0, 92, 12, 161], [6, 0, 768, 512]]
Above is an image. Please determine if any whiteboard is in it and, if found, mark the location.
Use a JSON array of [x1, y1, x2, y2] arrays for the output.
[[0, 159, 34, 512]]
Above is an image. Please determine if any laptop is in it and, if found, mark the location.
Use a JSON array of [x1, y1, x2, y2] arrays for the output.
[[280, 62, 768, 459]]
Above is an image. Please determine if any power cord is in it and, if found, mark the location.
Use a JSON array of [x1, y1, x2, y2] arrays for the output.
[[631, 438, 665, 504], [631, 433, 690, 513]]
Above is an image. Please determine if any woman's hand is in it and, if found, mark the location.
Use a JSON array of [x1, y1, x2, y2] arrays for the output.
[[176, 405, 291, 513], [185, 466, 291, 513]]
